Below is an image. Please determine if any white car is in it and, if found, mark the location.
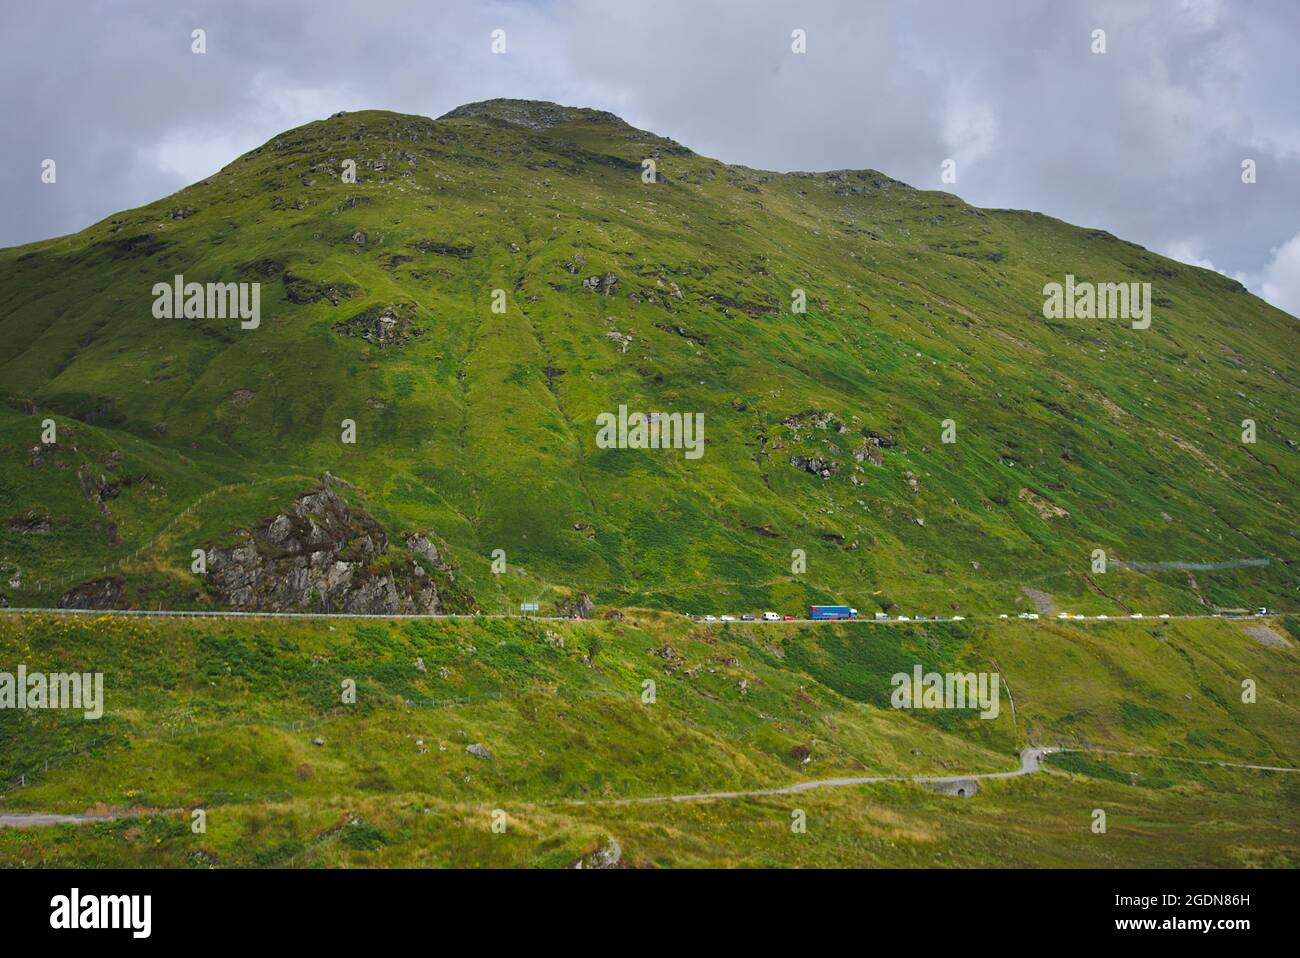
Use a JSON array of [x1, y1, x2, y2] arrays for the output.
[[703, 615, 717, 621], [1096, 614, 1108, 620], [720, 615, 737, 622], [1019, 613, 1039, 620], [1130, 613, 1143, 619], [999, 614, 1009, 619], [1159, 613, 1170, 619], [952, 616, 965, 621], [1058, 612, 1070, 619], [762, 611, 782, 622], [896, 615, 910, 621]]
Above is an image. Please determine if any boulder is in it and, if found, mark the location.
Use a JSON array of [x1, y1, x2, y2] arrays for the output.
[[203, 480, 470, 614], [572, 837, 623, 869], [58, 576, 125, 610]]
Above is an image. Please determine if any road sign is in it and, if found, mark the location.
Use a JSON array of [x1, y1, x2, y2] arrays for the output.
[[520, 603, 539, 613]]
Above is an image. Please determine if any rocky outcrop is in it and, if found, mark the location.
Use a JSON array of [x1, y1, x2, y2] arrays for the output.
[[572, 837, 623, 869], [790, 455, 836, 479], [853, 439, 885, 466], [4, 510, 51, 534], [77, 464, 120, 513], [405, 533, 439, 565], [332, 303, 424, 348], [58, 576, 125, 610], [412, 239, 473, 258], [282, 272, 359, 306], [204, 478, 470, 614], [439, 99, 625, 133], [783, 410, 839, 431], [582, 272, 619, 295], [558, 593, 594, 619]]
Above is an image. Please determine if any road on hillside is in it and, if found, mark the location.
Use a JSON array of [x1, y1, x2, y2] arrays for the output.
[[0, 749, 1057, 826], [559, 746, 1057, 806], [0, 608, 1284, 623], [4, 748, 1297, 827]]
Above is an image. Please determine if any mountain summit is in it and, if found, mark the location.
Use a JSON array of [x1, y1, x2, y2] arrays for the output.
[[438, 97, 626, 130], [0, 101, 1294, 615]]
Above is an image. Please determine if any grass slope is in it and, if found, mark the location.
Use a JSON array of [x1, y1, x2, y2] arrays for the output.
[[1, 611, 1296, 866], [0, 99, 1295, 615]]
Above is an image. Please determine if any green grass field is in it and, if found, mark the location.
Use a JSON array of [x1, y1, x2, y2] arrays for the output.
[[1, 611, 1295, 867]]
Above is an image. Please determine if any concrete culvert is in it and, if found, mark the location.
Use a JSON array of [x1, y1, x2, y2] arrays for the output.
[[923, 779, 978, 798]]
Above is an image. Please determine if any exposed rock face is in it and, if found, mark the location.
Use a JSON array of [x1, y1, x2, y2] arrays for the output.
[[58, 576, 125, 610], [412, 239, 473, 258], [282, 272, 359, 306], [783, 409, 839, 431], [332, 303, 424, 348], [558, 593, 594, 619], [790, 455, 836, 478], [205, 479, 463, 613], [853, 440, 885, 466], [4, 510, 51, 534], [582, 272, 619, 295], [572, 837, 623, 869], [405, 533, 439, 566], [77, 464, 120, 513]]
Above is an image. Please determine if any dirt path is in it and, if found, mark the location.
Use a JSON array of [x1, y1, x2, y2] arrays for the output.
[[0, 812, 122, 828], [557, 747, 1057, 806], [0, 750, 1056, 826], [5, 747, 1295, 826]]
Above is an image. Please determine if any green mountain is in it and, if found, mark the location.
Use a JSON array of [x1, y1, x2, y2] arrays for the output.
[[1, 99, 1296, 616]]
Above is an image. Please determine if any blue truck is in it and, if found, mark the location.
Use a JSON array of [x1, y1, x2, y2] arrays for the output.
[[809, 605, 858, 620]]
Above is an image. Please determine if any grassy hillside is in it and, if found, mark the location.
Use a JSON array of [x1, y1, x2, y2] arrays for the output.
[[1, 611, 1295, 866], [0, 99, 1295, 615]]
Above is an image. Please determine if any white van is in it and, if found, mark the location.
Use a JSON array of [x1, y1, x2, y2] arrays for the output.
[[762, 612, 781, 622]]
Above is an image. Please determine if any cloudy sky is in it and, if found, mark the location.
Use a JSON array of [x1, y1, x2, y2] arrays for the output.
[[3, 0, 1297, 314]]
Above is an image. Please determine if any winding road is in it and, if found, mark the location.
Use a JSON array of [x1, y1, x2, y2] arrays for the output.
[[559, 746, 1058, 806], [3, 747, 1297, 827]]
